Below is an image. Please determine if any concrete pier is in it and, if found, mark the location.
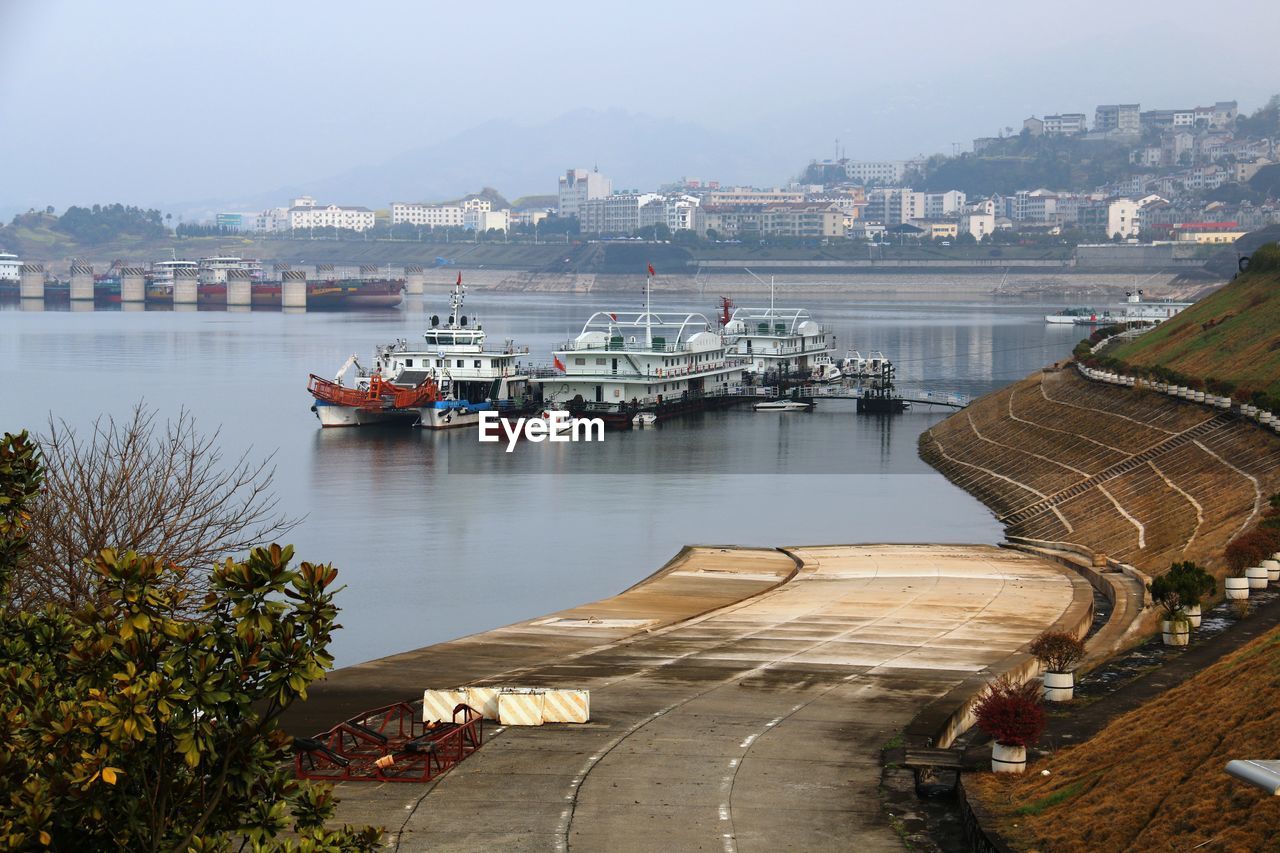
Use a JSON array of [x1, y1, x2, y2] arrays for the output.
[[300, 544, 1088, 851], [282, 269, 307, 310], [69, 263, 94, 301], [19, 263, 44, 299], [120, 267, 147, 303], [405, 264, 425, 295], [226, 268, 253, 307], [173, 267, 198, 306]]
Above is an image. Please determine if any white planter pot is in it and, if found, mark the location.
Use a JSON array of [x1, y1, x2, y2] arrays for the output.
[[1162, 619, 1190, 646], [1247, 565, 1270, 590], [1225, 576, 1250, 600], [1263, 559, 1280, 583], [1043, 671, 1075, 702], [1244, 404, 1258, 417], [1185, 603, 1202, 629], [992, 742, 1027, 774], [1195, 391, 1206, 403]]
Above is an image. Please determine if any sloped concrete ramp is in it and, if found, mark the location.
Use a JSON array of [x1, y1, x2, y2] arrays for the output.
[[320, 545, 1087, 851]]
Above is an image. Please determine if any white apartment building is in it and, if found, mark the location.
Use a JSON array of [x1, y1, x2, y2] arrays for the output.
[[1012, 189, 1060, 223], [1043, 113, 1087, 135], [958, 212, 995, 242], [465, 208, 510, 232], [841, 160, 918, 185], [639, 195, 703, 234], [1108, 198, 1141, 239], [924, 190, 967, 218], [558, 168, 612, 218], [392, 202, 466, 228], [703, 188, 804, 206], [1094, 104, 1141, 136], [392, 197, 499, 229], [864, 188, 925, 225], [288, 202, 376, 232], [578, 193, 661, 234]]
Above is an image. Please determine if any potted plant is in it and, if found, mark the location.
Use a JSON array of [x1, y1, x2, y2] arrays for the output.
[[1166, 561, 1215, 628], [1148, 573, 1191, 646], [1028, 630, 1086, 701], [1225, 568, 1251, 601], [973, 676, 1045, 773]]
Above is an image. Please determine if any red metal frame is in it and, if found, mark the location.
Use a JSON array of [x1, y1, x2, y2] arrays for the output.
[[295, 702, 484, 783]]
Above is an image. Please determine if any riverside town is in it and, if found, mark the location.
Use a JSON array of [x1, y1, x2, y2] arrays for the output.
[[4, 2, 1280, 851]]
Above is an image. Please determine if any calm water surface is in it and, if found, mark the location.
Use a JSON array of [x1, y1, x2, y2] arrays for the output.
[[0, 291, 1083, 666]]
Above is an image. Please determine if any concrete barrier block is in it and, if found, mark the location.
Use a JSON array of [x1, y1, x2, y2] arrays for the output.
[[465, 686, 502, 720], [542, 689, 590, 723], [498, 690, 545, 726], [422, 688, 467, 723]]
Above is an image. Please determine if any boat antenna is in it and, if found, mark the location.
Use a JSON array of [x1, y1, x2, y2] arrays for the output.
[[449, 274, 465, 328], [645, 263, 654, 348]]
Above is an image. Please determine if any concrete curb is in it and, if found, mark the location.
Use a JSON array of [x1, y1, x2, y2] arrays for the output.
[[902, 551, 1096, 750]]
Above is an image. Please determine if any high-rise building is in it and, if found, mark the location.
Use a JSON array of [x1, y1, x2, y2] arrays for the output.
[[558, 168, 612, 218], [1094, 104, 1141, 135]]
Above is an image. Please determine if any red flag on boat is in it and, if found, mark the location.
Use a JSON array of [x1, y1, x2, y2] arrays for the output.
[[554, 355, 566, 372], [456, 271, 462, 285], [647, 263, 655, 277], [609, 312, 618, 321]]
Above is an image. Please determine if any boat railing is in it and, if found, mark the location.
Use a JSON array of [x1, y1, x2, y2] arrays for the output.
[[556, 338, 694, 354]]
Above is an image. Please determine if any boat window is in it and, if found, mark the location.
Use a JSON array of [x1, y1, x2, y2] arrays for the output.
[[596, 358, 607, 365], [405, 359, 413, 367], [474, 360, 481, 369], [456, 360, 464, 368], [575, 357, 586, 366]]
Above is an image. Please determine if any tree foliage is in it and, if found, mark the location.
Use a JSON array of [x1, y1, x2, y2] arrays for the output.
[[53, 204, 169, 245], [0, 433, 378, 850], [14, 406, 297, 614], [973, 676, 1046, 748], [1028, 630, 1085, 673]]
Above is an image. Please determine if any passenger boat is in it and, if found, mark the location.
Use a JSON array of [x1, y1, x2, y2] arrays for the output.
[[810, 354, 842, 383], [632, 411, 658, 428], [1045, 291, 1192, 325], [841, 351, 867, 378], [722, 304, 835, 379], [533, 278, 747, 429], [753, 400, 812, 412]]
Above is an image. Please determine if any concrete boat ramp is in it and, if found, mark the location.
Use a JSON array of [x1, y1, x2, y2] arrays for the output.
[[291, 544, 1091, 851]]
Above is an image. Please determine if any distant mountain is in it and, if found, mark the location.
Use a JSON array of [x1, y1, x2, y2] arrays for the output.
[[167, 110, 802, 219]]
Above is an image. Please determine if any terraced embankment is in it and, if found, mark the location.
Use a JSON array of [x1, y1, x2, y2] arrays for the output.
[[921, 366, 1280, 579], [296, 544, 1088, 851]]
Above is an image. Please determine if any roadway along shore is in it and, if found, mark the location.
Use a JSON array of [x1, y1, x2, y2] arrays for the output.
[[291, 544, 1091, 851]]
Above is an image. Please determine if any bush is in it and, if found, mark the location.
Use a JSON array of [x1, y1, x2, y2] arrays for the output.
[[973, 676, 1046, 748], [1028, 630, 1086, 672], [1225, 528, 1280, 574], [0, 431, 379, 850]]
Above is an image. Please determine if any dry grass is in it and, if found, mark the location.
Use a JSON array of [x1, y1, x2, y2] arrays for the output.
[[1111, 265, 1280, 399], [968, 626, 1280, 851]]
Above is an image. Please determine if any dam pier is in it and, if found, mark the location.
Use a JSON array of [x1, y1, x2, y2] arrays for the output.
[[292, 544, 1091, 851]]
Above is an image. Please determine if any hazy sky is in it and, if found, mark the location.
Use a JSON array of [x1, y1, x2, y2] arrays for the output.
[[2, 0, 1278, 215]]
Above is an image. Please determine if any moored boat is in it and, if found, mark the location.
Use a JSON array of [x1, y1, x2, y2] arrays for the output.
[[532, 274, 748, 429], [753, 400, 812, 412]]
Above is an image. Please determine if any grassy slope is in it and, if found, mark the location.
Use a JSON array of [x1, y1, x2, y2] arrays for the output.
[[969, 624, 1280, 851], [1109, 255, 1280, 399]]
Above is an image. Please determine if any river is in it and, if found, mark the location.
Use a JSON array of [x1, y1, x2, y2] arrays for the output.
[[0, 290, 1084, 666]]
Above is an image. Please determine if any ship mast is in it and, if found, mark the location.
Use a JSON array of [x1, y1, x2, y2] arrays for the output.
[[449, 277, 465, 328]]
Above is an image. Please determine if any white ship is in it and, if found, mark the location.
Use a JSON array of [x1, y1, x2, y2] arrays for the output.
[[533, 279, 747, 428], [810, 353, 842, 383], [1046, 291, 1192, 325], [722, 305, 835, 378], [309, 278, 531, 429], [0, 252, 21, 282]]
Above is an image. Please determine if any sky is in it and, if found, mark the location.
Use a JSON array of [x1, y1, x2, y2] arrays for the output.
[[1, 0, 1278, 217]]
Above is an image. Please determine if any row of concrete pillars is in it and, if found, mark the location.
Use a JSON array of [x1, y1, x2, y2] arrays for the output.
[[14, 263, 427, 304]]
